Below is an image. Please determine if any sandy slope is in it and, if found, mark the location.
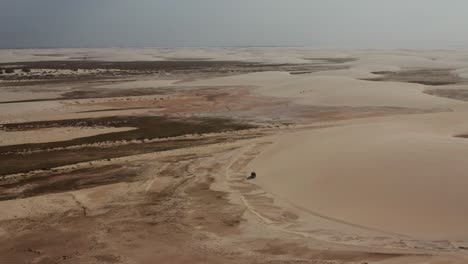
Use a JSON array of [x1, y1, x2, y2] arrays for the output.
[[237, 52, 468, 243], [183, 71, 462, 108], [251, 112, 468, 239], [179, 55, 468, 246]]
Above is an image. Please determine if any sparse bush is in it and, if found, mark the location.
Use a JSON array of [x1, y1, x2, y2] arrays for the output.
[[4, 68, 14, 74], [21, 68, 31, 73], [0, 69, 3, 74]]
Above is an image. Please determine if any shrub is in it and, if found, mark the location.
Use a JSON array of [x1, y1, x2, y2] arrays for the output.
[[4, 68, 14, 74], [21, 68, 31, 73]]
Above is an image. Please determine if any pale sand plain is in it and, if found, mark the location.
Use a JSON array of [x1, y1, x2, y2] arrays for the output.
[[2, 48, 468, 263]]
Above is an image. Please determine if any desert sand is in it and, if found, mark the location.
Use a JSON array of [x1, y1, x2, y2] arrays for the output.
[[1, 48, 468, 263]]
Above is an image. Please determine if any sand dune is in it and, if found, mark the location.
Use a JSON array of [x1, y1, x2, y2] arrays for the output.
[[243, 51, 468, 242], [185, 70, 460, 108], [3, 48, 468, 263], [251, 114, 468, 239]]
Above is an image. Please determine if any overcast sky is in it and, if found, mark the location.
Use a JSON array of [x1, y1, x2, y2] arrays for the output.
[[1, 0, 468, 49]]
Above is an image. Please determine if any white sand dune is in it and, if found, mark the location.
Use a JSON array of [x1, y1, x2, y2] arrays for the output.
[[184, 71, 460, 108], [251, 112, 468, 240], [178, 52, 468, 242], [234, 50, 468, 242]]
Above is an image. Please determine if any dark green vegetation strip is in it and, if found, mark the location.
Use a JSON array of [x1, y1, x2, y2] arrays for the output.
[[0, 134, 258, 176], [363, 69, 462, 86], [0, 164, 140, 201], [303, 58, 356, 63], [1, 116, 254, 153], [425, 88, 468, 102], [0, 60, 288, 84], [0, 116, 255, 176], [0, 59, 349, 72], [76, 107, 156, 113], [0, 60, 277, 87], [0, 60, 265, 71], [0, 59, 350, 85], [0, 87, 172, 104]]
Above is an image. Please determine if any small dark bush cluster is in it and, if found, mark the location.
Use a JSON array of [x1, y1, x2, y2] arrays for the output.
[[4, 68, 14, 74], [21, 68, 31, 73]]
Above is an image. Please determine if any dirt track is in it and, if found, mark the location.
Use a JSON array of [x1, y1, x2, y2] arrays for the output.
[[0, 141, 417, 263]]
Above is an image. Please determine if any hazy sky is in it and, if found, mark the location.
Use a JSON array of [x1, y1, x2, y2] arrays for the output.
[[1, 0, 468, 49]]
